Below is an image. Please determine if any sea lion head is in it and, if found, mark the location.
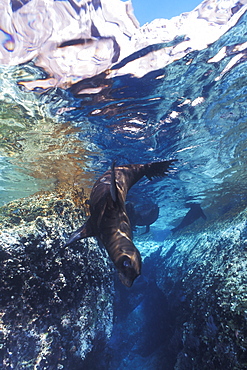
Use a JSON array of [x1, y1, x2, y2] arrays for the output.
[[116, 249, 142, 288]]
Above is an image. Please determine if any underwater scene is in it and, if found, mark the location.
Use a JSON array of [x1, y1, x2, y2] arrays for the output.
[[1, 0, 247, 368]]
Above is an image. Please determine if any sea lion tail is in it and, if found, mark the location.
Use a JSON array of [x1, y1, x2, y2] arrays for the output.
[[144, 160, 177, 180]]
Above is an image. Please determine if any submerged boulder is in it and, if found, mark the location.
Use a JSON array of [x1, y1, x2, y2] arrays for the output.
[[157, 208, 247, 369], [0, 187, 114, 369]]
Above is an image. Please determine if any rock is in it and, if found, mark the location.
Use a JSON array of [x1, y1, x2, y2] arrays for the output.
[[157, 208, 247, 369], [0, 187, 114, 369]]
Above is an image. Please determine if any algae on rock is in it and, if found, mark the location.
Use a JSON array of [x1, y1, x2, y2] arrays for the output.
[[0, 187, 114, 369]]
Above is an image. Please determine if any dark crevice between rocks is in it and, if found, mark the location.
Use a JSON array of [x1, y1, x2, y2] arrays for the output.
[[84, 249, 187, 370]]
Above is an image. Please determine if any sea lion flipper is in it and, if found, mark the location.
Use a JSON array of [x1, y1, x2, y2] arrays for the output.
[[65, 219, 94, 247], [141, 225, 150, 235], [144, 160, 176, 180], [200, 208, 207, 220], [110, 160, 117, 202]]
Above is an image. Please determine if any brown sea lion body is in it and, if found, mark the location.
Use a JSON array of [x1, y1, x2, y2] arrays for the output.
[[65, 160, 175, 287]]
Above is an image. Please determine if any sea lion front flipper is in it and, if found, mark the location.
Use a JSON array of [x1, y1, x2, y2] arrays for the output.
[[110, 160, 117, 202], [116, 160, 177, 197], [65, 219, 94, 247]]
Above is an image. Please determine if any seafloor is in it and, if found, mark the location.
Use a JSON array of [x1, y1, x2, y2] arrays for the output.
[[0, 186, 247, 369]]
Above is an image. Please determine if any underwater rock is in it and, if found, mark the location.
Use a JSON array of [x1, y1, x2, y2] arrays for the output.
[[157, 208, 247, 369], [0, 187, 114, 369]]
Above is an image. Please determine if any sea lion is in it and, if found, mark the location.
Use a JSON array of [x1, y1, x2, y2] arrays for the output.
[[65, 160, 175, 287], [126, 201, 159, 234], [171, 203, 206, 233]]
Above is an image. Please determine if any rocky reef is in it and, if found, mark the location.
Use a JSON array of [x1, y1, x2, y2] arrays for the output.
[[0, 186, 114, 369], [1, 185, 247, 369], [156, 207, 247, 369]]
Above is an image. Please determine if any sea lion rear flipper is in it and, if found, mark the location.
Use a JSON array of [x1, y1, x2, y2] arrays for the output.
[[65, 219, 94, 246], [141, 225, 150, 234]]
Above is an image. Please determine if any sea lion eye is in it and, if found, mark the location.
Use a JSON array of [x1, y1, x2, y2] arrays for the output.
[[123, 259, 130, 268]]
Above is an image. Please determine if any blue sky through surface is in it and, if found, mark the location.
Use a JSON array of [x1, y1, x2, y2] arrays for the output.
[[131, 0, 203, 25]]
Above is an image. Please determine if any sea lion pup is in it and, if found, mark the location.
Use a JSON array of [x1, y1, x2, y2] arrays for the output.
[[126, 201, 159, 234], [65, 160, 175, 287]]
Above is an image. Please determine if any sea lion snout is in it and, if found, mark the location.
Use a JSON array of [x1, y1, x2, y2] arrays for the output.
[[116, 252, 141, 288]]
